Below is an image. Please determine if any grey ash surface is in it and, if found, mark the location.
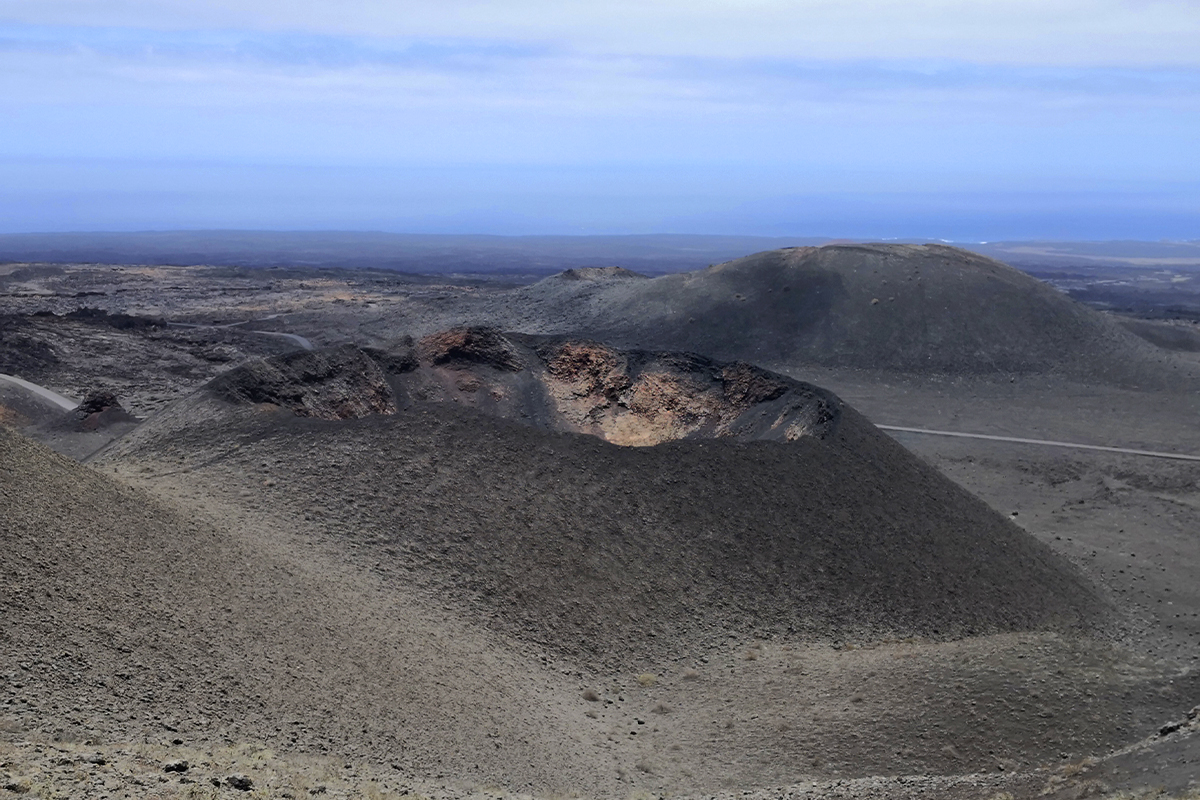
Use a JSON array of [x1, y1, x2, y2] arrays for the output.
[[97, 374, 1107, 666]]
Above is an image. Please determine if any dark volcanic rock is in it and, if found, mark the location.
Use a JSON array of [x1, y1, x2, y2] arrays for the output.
[[416, 327, 523, 372], [0, 316, 60, 379], [75, 390, 122, 416], [225, 774, 252, 791], [65, 391, 137, 433], [61, 307, 164, 331], [206, 345, 397, 420], [362, 336, 419, 375]]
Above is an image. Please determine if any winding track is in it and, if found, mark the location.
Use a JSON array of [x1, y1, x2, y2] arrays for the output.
[[0, 374, 79, 410], [877, 424, 1200, 462], [166, 321, 314, 350]]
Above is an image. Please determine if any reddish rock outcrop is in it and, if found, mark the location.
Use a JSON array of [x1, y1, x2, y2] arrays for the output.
[[369, 329, 843, 446]]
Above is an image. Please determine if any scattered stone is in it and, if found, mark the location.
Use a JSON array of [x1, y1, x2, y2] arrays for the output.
[[163, 759, 188, 773], [1159, 720, 1184, 736], [226, 774, 253, 791]]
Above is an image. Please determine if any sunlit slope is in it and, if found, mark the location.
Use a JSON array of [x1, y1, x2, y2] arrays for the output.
[[0, 426, 612, 794]]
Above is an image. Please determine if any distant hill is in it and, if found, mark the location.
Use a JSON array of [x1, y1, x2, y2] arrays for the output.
[[478, 243, 1198, 386], [4, 231, 1196, 275]]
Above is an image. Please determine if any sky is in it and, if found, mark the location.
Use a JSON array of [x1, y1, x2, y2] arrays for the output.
[[1, 0, 1198, 239]]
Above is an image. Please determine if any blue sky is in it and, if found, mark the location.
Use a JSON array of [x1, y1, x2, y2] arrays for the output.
[[1, 1, 1198, 239]]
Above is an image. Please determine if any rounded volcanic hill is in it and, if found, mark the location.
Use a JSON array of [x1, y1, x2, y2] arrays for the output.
[[94, 339, 1110, 668], [496, 243, 1195, 385]]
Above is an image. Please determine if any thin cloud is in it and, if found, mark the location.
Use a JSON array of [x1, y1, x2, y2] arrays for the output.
[[3, 22, 1198, 115], [3, 0, 1200, 65]]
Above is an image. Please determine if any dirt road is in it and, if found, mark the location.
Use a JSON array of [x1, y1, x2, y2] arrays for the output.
[[877, 424, 1200, 462], [0, 373, 78, 410]]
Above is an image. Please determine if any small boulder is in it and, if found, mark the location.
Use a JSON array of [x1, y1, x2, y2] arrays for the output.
[[59, 390, 137, 432], [1159, 720, 1184, 736], [226, 774, 253, 791], [75, 390, 122, 416]]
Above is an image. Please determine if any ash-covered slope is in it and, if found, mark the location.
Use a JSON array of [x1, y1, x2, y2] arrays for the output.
[[0, 426, 611, 793], [495, 243, 1193, 384], [1, 388, 1191, 797], [96, 343, 1108, 666]]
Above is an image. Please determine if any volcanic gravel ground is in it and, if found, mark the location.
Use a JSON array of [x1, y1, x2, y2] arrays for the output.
[[95, 394, 1107, 665], [83, 406, 1200, 794]]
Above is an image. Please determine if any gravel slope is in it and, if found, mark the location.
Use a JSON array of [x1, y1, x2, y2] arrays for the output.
[[4, 413, 1193, 797], [95, 378, 1109, 666], [0, 426, 616, 796]]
